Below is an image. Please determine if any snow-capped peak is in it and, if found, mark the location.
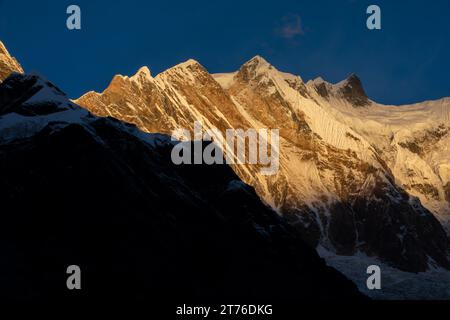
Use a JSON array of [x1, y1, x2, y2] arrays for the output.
[[130, 66, 153, 83], [312, 76, 326, 83], [182, 58, 200, 66], [334, 73, 362, 89], [170, 58, 202, 71], [156, 59, 209, 86], [214, 56, 306, 92], [233, 56, 282, 88], [307, 73, 369, 106], [158, 59, 205, 76], [247, 55, 270, 66], [334, 73, 369, 106], [241, 55, 273, 75], [135, 66, 152, 78]]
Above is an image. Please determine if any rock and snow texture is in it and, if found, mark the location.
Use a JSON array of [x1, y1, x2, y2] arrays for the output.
[[0, 73, 89, 143], [1, 41, 449, 297], [0, 41, 23, 82], [75, 54, 450, 275], [306, 80, 450, 230]]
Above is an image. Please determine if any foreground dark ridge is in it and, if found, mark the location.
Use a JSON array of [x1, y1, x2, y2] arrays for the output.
[[0, 73, 365, 302]]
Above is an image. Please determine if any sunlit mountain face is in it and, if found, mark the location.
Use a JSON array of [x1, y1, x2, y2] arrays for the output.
[[0, 30, 449, 303], [74, 54, 450, 271]]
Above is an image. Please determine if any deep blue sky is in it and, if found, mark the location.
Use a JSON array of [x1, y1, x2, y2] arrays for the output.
[[0, 0, 449, 104]]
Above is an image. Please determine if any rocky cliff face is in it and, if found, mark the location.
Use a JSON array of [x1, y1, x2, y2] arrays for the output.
[[74, 55, 450, 272]]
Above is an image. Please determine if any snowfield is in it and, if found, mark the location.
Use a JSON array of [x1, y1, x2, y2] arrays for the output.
[[318, 246, 450, 300]]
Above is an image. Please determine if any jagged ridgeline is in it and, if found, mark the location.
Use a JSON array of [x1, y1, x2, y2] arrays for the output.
[[75, 54, 450, 273], [0, 40, 449, 298]]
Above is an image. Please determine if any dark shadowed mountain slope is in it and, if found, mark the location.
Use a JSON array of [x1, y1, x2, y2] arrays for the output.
[[0, 73, 365, 302]]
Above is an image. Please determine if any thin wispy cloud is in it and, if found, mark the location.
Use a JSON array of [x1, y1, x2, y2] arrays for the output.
[[276, 14, 305, 39]]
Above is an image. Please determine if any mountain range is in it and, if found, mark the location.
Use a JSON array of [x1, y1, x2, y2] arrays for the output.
[[74, 53, 450, 273], [0, 44, 365, 302], [1, 40, 449, 299]]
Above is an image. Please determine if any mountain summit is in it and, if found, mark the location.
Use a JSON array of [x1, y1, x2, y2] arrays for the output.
[[335, 73, 370, 106], [307, 73, 369, 106]]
